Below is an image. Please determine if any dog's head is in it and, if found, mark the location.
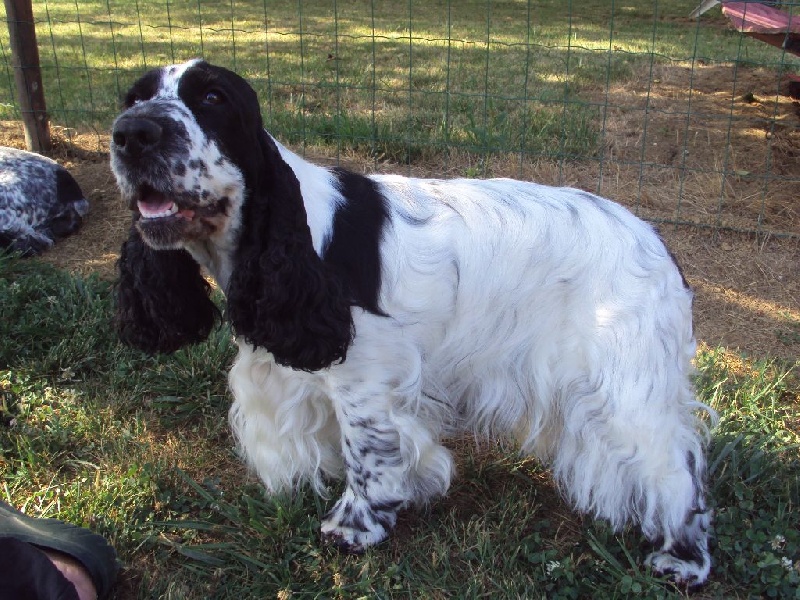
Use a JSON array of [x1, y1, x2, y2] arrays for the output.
[[110, 59, 261, 250], [112, 61, 354, 369]]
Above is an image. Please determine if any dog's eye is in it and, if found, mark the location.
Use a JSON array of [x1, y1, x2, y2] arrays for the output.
[[125, 93, 142, 108], [202, 90, 224, 106]]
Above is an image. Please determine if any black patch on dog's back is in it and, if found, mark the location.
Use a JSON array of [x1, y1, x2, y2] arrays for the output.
[[47, 169, 87, 239], [325, 168, 389, 316], [54, 168, 84, 205]]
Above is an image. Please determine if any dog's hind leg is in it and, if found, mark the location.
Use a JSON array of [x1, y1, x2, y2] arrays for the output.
[[549, 374, 713, 587], [643, 449, 712, 588]]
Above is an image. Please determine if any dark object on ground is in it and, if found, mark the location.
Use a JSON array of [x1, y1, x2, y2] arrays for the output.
[[0, 537, 81, 600], [0, 501, 118, 599]]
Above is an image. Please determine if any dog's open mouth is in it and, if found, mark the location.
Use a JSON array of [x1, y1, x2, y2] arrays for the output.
[[133, 183, 230, 248], [136, 185, 198, 221]]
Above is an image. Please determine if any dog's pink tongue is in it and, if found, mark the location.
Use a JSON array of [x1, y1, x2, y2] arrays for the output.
[[138, 190, 174, 217]]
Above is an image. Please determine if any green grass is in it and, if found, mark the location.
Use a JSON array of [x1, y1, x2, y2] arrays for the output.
[[1, 254, 798, 598], [1, 0, 799, 166]]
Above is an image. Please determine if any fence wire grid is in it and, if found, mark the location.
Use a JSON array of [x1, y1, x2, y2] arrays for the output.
[[1, 0, 799, 238]]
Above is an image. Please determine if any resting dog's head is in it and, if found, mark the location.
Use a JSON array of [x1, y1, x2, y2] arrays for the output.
[[111, 60, 354, 370]]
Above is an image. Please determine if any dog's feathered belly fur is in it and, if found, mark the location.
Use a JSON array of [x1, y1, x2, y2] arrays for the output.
[[112, 60, 714, 587]]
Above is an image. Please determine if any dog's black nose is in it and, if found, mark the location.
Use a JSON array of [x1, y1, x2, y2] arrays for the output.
[[112, 117, 163, 157]]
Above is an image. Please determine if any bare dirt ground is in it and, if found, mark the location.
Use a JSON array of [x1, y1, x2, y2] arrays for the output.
[[1, 60, 798, 361]]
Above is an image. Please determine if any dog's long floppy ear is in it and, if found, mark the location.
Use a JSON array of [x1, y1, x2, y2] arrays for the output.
[[115, 224, 220, 354], [226, 132, 354, 372]]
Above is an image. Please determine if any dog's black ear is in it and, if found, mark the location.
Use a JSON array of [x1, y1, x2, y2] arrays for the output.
[[226, 132, 354, 372], [115, 224, 220, 354]]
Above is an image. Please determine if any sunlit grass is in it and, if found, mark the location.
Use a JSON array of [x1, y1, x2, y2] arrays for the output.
[[2, 0, 798, 165]]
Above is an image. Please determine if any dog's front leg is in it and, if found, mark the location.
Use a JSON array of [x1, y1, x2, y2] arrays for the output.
[[320, 383, 453, 552], [320, 398, 408, 552]]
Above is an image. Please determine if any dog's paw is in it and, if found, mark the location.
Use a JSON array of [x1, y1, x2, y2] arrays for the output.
[[645, 548, 710, 589], [320, 520, 386, 554], [320, 492, 398, 553]]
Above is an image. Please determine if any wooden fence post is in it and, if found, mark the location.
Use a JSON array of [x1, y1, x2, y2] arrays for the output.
[[4, 0, 50, 153]]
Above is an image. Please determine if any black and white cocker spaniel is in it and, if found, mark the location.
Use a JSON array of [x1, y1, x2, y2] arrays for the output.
[[0, 146, 89, 256], [112, 60, 714, 586]]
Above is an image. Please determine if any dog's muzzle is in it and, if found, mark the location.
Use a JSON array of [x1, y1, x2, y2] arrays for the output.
[[112, 116, 164, 161]]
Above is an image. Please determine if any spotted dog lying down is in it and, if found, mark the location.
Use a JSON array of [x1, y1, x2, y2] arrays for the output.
[[0, 146, 89, 256], [111, 60, 715, 586]]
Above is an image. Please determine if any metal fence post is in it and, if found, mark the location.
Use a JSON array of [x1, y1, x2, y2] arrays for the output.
[[4, 0, 50, 153]]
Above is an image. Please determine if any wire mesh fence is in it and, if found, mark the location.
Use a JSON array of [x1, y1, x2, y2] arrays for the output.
[[1, 0, 799, 237]]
